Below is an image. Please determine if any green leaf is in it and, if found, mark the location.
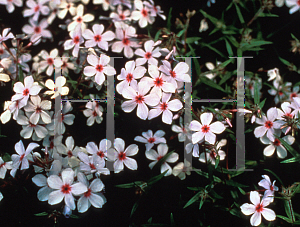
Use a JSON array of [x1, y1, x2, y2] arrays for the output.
[[234, 3, 245, 24], [2, 152, 11, 162], [225, 38, 233, 57], [254, 80, 260, 105], [202, 43, 226, 58], [154, 29, 161, 41], [147, 170, 168, 186], [258, 12, 279, 17], [238, 187, 246, 195], [264, 169, 284, 186], [34, 212, 48, 217], [193, 58, 201, 76], [259, 98, 266, 109], [199, 10, 218, 24], [225, 180, 249, 188], [278, 56, 292, 66], [186, 37, 201, 44], [70, 214, 81, 219], [183, 191, 201, 208], [199, 76, 226, 93], [130, 200, 140, 218], [277, 215, 293, 223], [170, 213, 175, 226], [219, 72, 233, 85], [281, 156, 300, 164], [177, 29, 185, 38], [194, 169, 222, 183], [115, 182, 136, 188], [167, 8, 172, 30]]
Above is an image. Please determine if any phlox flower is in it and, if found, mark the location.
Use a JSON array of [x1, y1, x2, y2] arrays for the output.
[[83, 54, 116, 86], [131, 0, 154, 28], [22, 18, 52, 45], [0, 157, 12, 179], [286, 0, 300, 14], [57, 0, 77, 19], [172, 159, 192, 180], [64, 25, 84, 57], [290, 97, 300, 116], [23, 0, 50, 22], [267, 68, 281, 82], [83, 24, 115, 51], [38, 48, 60, 76], [143, 0, 166, 20], [112, 0, 131, 9], [116, 60, 146, 95], [134, 40, 161, 66], [83, 100, 103, 126], [12, 75, 42, 106], [111, 138, 139, 173], [112, 24, 140, 58], [77, 172, 106, 213], [254, 107, 283, 141], [171, 117, 190, 142], [148, 92, 183, 125], [86, 139, 113, 161], [32, 174, 54, 201], [109, 5, 131, 24], [134, 129, 166, 151], [240, 191, 276, 226], [54, 101, 75, 135], [0, 0, 22, 13], [94, 0, 114, 11], [121, 81, 160, 120], [78, 152, 109, 176], [10, 140, 39, 177], [288, 86, 300, 101], [146, 143, 178, 176], [47, 168, 88, 210], [67, 4, 94, 32], [44, 76, 69, 99], [0, 28, 14, 43], [24, 95, 51, 124], [54, 54, 76, 76], [258, 175, 279, 203], [199, 139, 227, 165], [189, 112, 226, 144]]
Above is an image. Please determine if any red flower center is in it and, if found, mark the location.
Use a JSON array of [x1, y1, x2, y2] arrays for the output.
[[157, 155, 163, 161], [270, 185, 274, 191], [170, 70, 176, 78], [145, 52, 152, 59], [67, 150, 73, 157], [255, 203, 264, 213], [0, 49, 4, 55], [36, 106, 42, 113], [160, 102, 168, 110], [118, 151, 126, 160], [0, 163, 5, 168], [154, 77, 163, 87], [141, 9, 148, 17], [62, 61, 67, 68], [126, 73, 133, 82], [298, 0, 300, 6], [264, 121, 273, 129], [89, 163, 96, 170], [20, 154, 25, 161], [135, 95, 144, 104], [73, 36, 80, 44], [278, 91, 283, 96], [47, 58, 54, 65], [148, 137, 155, 143], [273, 138, 281, 146], [119, 14, 125, 20], [94, 35, 102, 42], [34, 5, 40, 12], [285, 113, 293, 118], [34, 26, 41, 34], [201, 125, 210, 133], [76, 17, 82, 23], [97, 151, 104, 158], [93, 110, 98, 117], [291, 93, 297, 98], [122, 38, 129, 45], [66, 4, 71, 9], [23, 88, 29, 96], [84, 188, 92, 197], [96, 64, 103, 72], [61, 184, 72, 194]]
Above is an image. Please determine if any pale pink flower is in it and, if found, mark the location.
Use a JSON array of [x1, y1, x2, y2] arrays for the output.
[[199, 139, 227, 165], [116, 60, 146, 95], [111, 138, 138, 173], [64, 25, 84, 57], [94, 0, 113, 11], [84, 54, 116, 86], [286, 0, 300, 14], [145, 143, 178, 176], [32, 174, 53, 201], [77, 172, 106, 213], [121, 81, 160, 120], [24, 95, 51, 124], [109, 4, 131, 24], [0, 28, 14, 43], [189, 112, 225, 144], [135, 40, 161, 66], [112, 0, 131, 9], [258, 175, 278, 203], [83, 101, 103, 126], [171, 117, 190, 142], [172, 159, 192, 180], [290, 97, 300, 116], [0, 157, 12, 179], [38, 49, 60, 76], [148, 93, 183, 125], [22, 18, 52, 45], [0, 0, 23, 13], [57, 0, 76, 19], [78, 152, 109, 176], [23, 0, 50, 21], [83, 24, 115, 51], [240, 191, 276, 226], [143, 0, 166, 20], [86, 139, 113, 161], [44, 77, 69, 99], [131, 0, 154, 28], [134, 129, 166, 151], [47, 168, 88, 210], [67, 4, 94, 31]]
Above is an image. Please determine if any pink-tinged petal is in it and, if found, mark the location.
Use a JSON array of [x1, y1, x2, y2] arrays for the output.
[[258, 176, 271, 190], [85, 39, 96, 48], [205, 131, 216, 144], [267, 107, 278, 121], [250, 191, 260, 206], [266, 130, 275, 141], [146, 149, 159, 160], [15, 140, 25, 155], [64, 193, 75, 210], [148, 58, 158, 66], [71, 182, 88, 195], [124, 157, 137, 170], [277, 145, 287, 159], [157, 143, 168, 156], [62, 168, 74, 185], [84, 66, 97, 77], [37, 186, 52, 201], [89, 193, 106, 208], [145, 143, 154, 152], [124, 45, 134, 58], [135, 48, 146, 57], [166, 152, 179, 163], [112, 41, 124, 53], [102, 30, 115, 41], [97, 41, 109, 51], [139, 17, 148, 28], [114, 138, 125, 153], [189, 120, 201, 131], [174, 62, 189, 75], [137, 102, 148, 120], [40, 111, 51, 124], [161, 162, 172, 176], [64, 40, 74, 50], [263, 145, 275, 156], [13, 81, 25, 93], [210, 121, 225, 134], [103, 66, 116, 76], [254, 126, 267, 138], [121, 100, 137, 113], [90, 178, 104, 192], [25, 142, 39, 154], [201, 112, 213, 125], [83, 14, 94, 22], [22, 25, 34, 34], [32, 174, 47, 187], [138, 81, 151, 96], [78, 152, 89, 164], [82, 28, 94, 39], [135, 58, 147, 66], [20, 159, 29, 170], [154, 130, 165, 138], [114, 160, 124, 173], [240, 203, 256, 215], [162, 109, 173, 124], [77, 196, 89, 213], [87, 54, 99, 66], [144, 40, 154, 52], [29, 85, 42, 95], [161, 82, 176, 93], [63, 114, 75, 125], [148, 108, 162, 120], [47, 175, 63, 189], [125, 144, 138, 156], [261, 208, 276, 221], [144, 93, 160, 107], [168, 99, 183, 111], [34, 125, 47, 138], [250, 212, 262, 226], [122, 86, 137, 99], [192, 131, 204, 144], [134, 136, 148, 143], [20, 126, 33, 138], [95, 73, 105, 86], [48, 190, 64, 205]]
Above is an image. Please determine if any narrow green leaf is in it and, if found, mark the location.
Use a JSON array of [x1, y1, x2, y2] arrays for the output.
[[264, 169, 284, 186], [186, 37, 201, 44], [34, 212, 48, 217], [234, 3, 245, 24], [281, 156, 300, 164], [194, 169, 222, 183], [202, 43, 226, 58], [167, 8, 172, 30], [225, 38, 233, 57], [147, 170, 168, 186], [225, 180, 249, 188], [277, 215, 293, 223], [130, 200, 140, 218], [183, 191, 201, 208], [254, 81, 260, 105], [200, 76, 226, 93]]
